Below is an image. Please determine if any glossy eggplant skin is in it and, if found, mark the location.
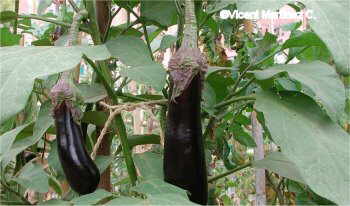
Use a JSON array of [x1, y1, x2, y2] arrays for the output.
[[54, 103, 100, 195], [164, 74, 208, 205]]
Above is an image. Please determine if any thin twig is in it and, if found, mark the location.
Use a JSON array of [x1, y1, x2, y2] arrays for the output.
[[67, 0, 80, 13], [90, 99, 168, 159], [111, 7, 122, 19]]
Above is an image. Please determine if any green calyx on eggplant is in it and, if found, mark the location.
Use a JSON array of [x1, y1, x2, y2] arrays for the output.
[[53, 102, 100, 195], [164, 47, 208, 205]]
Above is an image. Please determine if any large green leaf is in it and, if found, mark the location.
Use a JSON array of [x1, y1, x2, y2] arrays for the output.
[[282, 32, 325, 49], [106, 178, 195, 205], [119, 63, 166, 91], [141, 0, 177, 27], [230, 123, 256, 147], [252, 61, 345, 122], [0, 123, 31, 162], [1, 102, 53, 166], [253, 152, 305, 183], [0, 45, 110, 125], [255, 91, 350, 205], [106, 36, 152, 66], [77, 83, 107, 103], [13, 162, 50, 193], [71, 189, 113, 205], [302, 1, 349, 75], [134, 152, 163, 179]]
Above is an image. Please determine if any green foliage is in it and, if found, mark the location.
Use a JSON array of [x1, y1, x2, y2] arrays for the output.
[[252, 61, 346, 122], [253, 152, 305, 184], [0, 27, 21, 46], [255, 91, 350, 205], [0, 10, 17, 23], [0, 0, 349, 204]]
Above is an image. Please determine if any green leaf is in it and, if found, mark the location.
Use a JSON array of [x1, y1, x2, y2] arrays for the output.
[[108, 25, 143, 40], [13, 162, 50, 193], [33, 101, 54, 143], [0, 27, 21, 46], [302, 1, 349, 75], [159, 35, 177, 50], [134, 178, 191, 200], [0, 45, 110, 125], [48, 175, 63, 196], [77, 83, 107, 103], [253, 152, 305, 183], [141, 0, 177, 27], [206, 71, 235, 103], [48, 140, 65, 179], [0, 10, 17, 23], [206, 1, 232, 14], [282, 32, 325, 49], [0, 123, 31, 163], [71, 189, 113, 205], [106, 178, 194, 205], [255, 91, 350, 205], [252, 61, 345, 122], [2, 101, 53, 166], [82, 111, 108, 127], [134, 152, 163, 179], [230, 124, 256, 147], [39, 199, 70, 205], [120, 63, 166, 91], [106, 36, 152, 66], [31, 38, 53, 46], [202, 82, 217, 112]]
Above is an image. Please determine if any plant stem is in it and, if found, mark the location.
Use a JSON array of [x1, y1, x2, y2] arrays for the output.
[[208, 162, 252, 183], [285, 46, 309, 64], [142, 24, 154, 61], [233, 78, 255, 96], [214, 95, 256, 109], [17, 14, 89, 33], [83, 56, 138, 185], [67, 0, 80, 13]]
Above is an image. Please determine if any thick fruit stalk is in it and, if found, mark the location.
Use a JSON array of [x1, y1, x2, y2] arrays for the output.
[[54, 102, 100, 195]]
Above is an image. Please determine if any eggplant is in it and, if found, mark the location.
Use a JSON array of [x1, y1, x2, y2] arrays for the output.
[[164, 74, 208, 205], [54, 102, 100, 195]]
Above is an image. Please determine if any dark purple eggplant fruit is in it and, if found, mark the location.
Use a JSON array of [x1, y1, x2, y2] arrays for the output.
[[164, 74, 208, 205], [54, 102, 100, 195]]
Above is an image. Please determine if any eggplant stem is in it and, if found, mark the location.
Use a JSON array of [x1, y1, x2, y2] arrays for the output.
[[208, 162, 252, 183]]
